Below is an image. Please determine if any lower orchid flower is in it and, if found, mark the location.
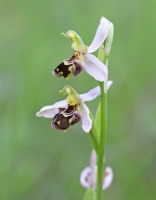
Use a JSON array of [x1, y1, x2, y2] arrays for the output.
[[36, 82, 112, 133], [53, 16, 114, 81], [80, 150, 113, 190]]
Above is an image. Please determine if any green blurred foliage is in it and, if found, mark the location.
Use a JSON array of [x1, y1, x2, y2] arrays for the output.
[[0, 0, 156, 199]]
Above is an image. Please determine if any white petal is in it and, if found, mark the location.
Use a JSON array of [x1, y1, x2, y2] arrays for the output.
[[84, 54, 108, 82], [103, 167, 113, 190], [88, 20, 108, 53], [80, 166, 92, 188], [80, 81, 112, 102], [80, 86, 100, 102], [81, 103, 92, 133], [36, 100, 67, 118], [106, 80, 113, 90], [100, 16, 111, 31]]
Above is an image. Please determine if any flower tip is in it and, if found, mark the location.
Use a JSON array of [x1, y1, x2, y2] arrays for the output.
[[52, 70, 59, 77], [59, 89, 63, 94], [60, 85, 73, 95], [36, 112, 41, 117], [82, 122, 92, 133], [100, 16, 111, 27], [61, 32, 66, 38], [59, 86, 70, 95], [100, 16, 107, 23], [61, 31, 76, 39], [36, 111, 47, 118], [59, 89, 67, 95]]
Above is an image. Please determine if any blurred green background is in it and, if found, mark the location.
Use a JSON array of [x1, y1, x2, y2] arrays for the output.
[[0, 0, 156, 199]]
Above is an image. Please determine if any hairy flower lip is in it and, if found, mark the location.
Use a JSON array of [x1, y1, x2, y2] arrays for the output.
[[51, 107, 81, 131], [53, 62, 73, 78], [53, 55, 84, 79]]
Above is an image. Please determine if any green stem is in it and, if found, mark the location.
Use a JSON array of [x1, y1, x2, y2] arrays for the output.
[[97, 82, 107, 200], [97, 45, 108, 200]]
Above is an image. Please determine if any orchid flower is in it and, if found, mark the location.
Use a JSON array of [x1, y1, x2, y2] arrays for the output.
[[36, 81, 112, 133], [80, 150, 113, 190], [53, 17, 113, 82]]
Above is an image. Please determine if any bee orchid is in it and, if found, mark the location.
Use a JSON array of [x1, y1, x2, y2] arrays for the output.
[[53, 17, 113, 82], [36, 81, 112, 132]]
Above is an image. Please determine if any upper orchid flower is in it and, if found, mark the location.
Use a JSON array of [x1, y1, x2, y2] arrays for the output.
[[80, 150, 113, 190], [53, 17, 113, 82], [36, 82, 112, 133]]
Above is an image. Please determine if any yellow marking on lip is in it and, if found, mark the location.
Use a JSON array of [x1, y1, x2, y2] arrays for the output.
[[57, 121, 60, 125], [69, 116, 74, 124], [62, 113, 69, 117], [58, 72, 63, 75], [68, 66, 73, 72]]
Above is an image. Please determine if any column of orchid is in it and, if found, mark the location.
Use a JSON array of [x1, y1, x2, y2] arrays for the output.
[[36, 16, 114, 200]]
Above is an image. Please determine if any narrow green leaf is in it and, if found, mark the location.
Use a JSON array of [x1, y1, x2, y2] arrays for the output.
[[83, 188, 96, 200], [95, 102, 101, 132], [88, 112, 99, 154]]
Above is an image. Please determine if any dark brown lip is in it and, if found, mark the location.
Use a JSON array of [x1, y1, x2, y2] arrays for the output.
[[52, 106, 81, 131]]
